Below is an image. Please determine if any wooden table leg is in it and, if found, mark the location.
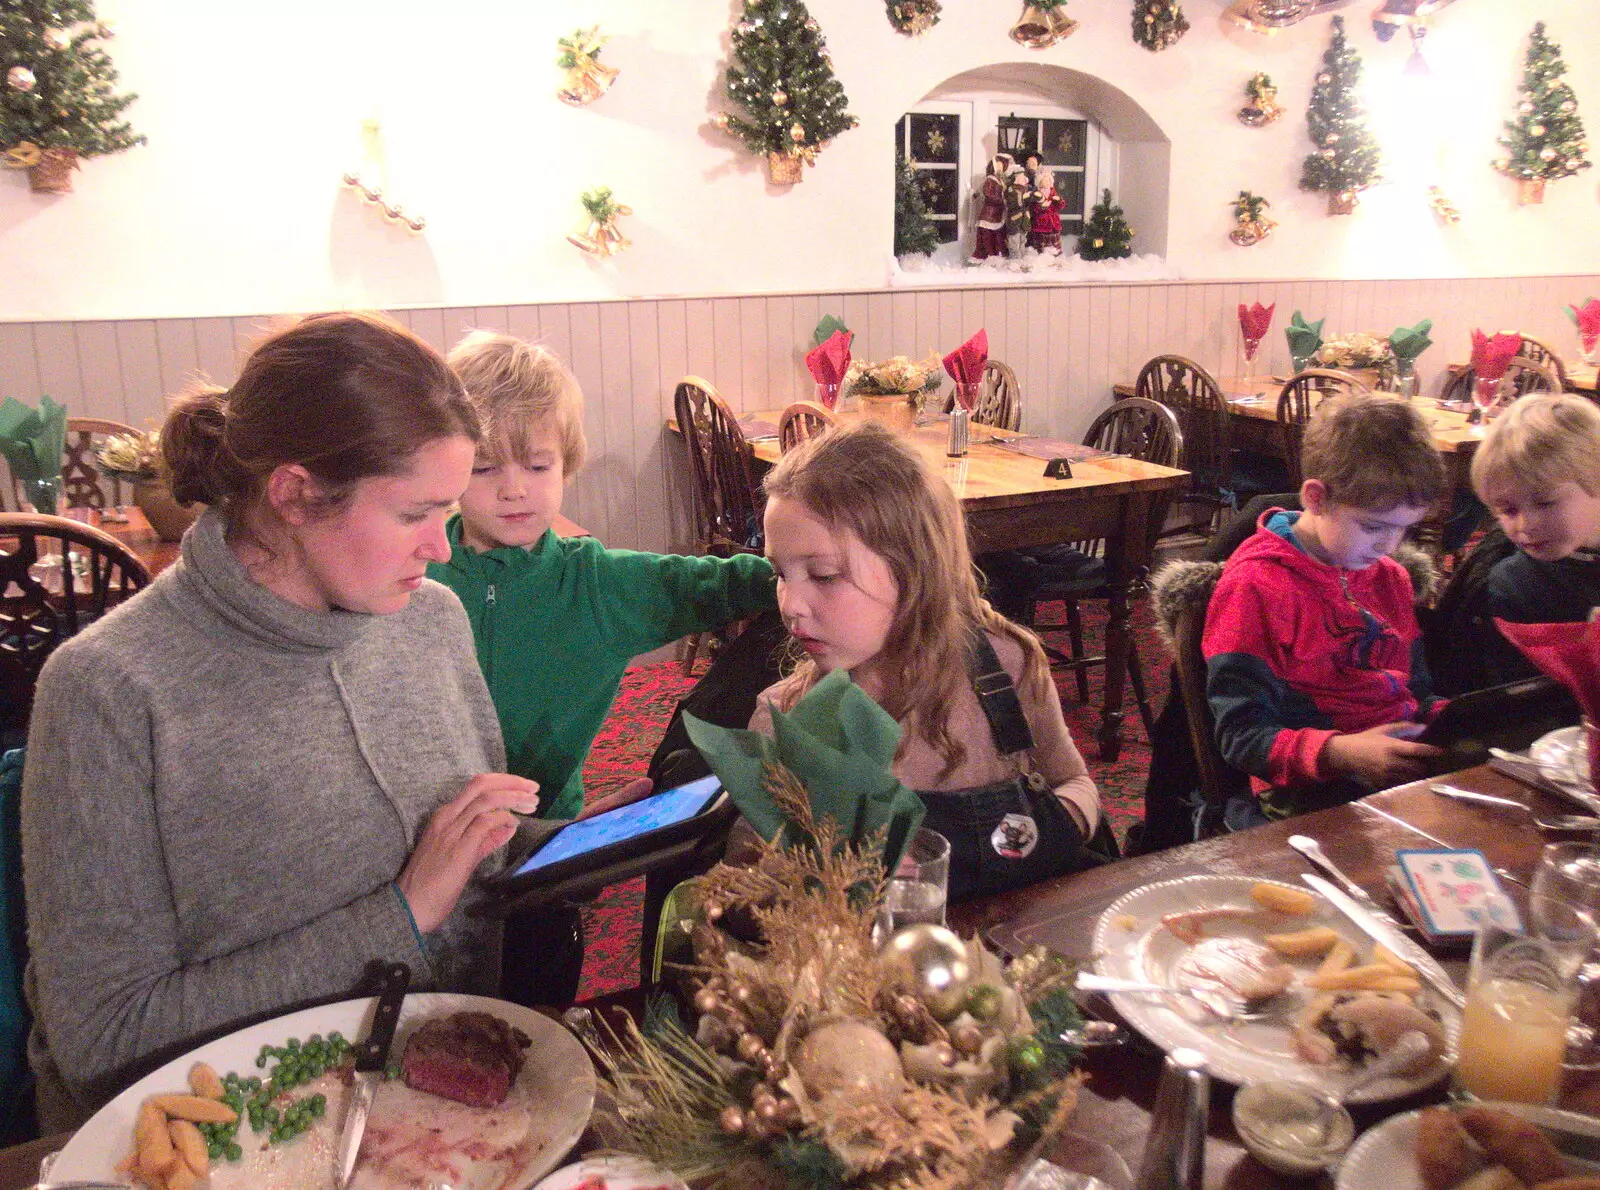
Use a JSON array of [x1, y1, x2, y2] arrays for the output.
[[1096, 492, 1154, 762]]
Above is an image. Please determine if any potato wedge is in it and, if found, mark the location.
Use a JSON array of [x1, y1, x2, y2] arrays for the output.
[[1373, 943, 1416, 976], [1307, 963, 1422, 992], [149, 1093, 237, 1124], [168, 1118, 208, 1177], [1318, 939, 1356, 977], [1265, 926, 1341, 957], [135, 1101, 176, 1178], [187, 1061, 225, 1101], [1251, 883, 1318, 916]]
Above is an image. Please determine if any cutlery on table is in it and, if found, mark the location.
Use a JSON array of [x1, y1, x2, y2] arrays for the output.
[[1489, 748, 1600, 813], [335, 961, 411, 1190], [1299, 873, 1464, 1010], [1430, 783, 1600, 831], [1075, 972, 1257, 1022]]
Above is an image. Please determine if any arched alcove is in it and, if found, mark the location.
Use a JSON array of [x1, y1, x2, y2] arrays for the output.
[[909, 62, 1171, 260]]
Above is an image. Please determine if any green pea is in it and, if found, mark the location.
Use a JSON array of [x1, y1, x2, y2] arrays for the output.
[[226, 1141, 242, 1161]]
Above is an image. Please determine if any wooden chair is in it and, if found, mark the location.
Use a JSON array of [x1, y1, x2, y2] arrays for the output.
[[1516, 336, 1570, 391], [1275, 368, 1370, 489], [672, 376, 762, 672], [1170, 593, 1250, 833], [1000, 398, 1184, 737], [777, 401, 837, 454], [1, 513, 151, 734], [942, 358, 1022, 431], [1135, 355, 1231, 539]]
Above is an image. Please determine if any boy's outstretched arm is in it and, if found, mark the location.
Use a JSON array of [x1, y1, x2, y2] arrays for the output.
[[596, 547, 777, 653]]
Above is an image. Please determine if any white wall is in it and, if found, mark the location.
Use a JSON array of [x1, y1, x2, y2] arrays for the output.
[[2, 0, 1598, 322]]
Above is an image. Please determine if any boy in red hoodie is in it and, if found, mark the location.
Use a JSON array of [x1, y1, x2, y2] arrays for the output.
[[1204, 395, 1449, 819]]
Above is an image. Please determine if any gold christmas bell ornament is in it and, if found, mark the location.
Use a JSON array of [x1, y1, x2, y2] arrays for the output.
[[556, 26, 619, 107], [1010, 4, 1077, 49]]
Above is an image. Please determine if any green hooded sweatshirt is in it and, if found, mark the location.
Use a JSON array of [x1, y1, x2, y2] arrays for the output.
[[429, 517, 776, 818]]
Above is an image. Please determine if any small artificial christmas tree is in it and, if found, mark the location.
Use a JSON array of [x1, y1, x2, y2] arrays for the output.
[[1132, 0, 1188, 52], [1078, 189, 1133, 260], [893, 154, 940, 257], [0, 0, 142, 193], [1299, 16, 1381, 216], [714, 0, 857, 186], [1493, 22, 1591, 206]]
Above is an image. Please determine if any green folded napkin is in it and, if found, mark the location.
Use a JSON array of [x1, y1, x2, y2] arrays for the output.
[[0, 396, 66, 508], [1388, 319, 1433, 364], [1285, 311, 1325, 361], [812, 314, 850, 348], [685, 668, 926, 873]]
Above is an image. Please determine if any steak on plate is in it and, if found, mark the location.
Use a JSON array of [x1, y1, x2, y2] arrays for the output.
[[400, 1011, 532, 1108]]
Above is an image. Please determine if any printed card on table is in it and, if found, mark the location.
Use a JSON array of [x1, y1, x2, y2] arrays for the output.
[[1396, 848, 1522, 937]]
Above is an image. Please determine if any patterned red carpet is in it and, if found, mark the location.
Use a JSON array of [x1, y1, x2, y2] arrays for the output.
[[572, 598, 1162, 999]]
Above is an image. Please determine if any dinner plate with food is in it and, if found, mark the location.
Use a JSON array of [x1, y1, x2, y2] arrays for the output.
[[1337, 1101, 1600, 1190], [45, 992, 596, 1190], [1091, 875, 1458, 1101]]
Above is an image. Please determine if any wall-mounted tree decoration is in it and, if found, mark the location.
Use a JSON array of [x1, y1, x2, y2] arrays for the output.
[[0, 0, 143, 194], [1079, 189, 1133, 260], [1010, 1, 1076, 49], [1299, 16, 1381, 216], [1229, 190, 1276, 246], [714, 0, 857, 186], [1132, 0, 1188, 52], [1492, 22, 1589, 206], [1237, 73, 1284, 127], [556, 27, 619, 106], [886, 0, 940, 36], [567, 187, 632, 256]]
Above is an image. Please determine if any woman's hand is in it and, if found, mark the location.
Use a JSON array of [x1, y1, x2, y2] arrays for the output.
[[1322, 723, 1442, 789], [396, 774, 540, 933]]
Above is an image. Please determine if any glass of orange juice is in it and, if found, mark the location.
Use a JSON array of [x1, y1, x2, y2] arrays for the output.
[[1454, 922, 1575, 1104]]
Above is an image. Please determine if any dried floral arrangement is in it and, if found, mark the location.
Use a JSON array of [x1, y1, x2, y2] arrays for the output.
[[1312, 331, 1396, 371], [844, 352, 945, 398], [592, 769, 1085, 1190], [94, 428, 162, 482]]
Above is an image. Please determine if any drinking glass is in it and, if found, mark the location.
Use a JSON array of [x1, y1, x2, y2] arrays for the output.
[[880, 828, 950, 934], [1454, 921, 1575, 1103], [1529, 842, 1600, 973], [815, 381, 840, 411], [1471, 374, 1504, 430]]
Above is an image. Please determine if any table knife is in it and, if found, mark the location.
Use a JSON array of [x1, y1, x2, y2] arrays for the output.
[[1301, 873, 1464, 1010], [335, 961, 411, 1190]]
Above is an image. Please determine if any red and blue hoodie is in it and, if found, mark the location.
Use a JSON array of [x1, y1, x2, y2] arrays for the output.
[[1202, 510, 1442, 793]]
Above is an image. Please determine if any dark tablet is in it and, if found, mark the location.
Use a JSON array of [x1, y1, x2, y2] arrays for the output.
[[479, 774, 731, 908], [1417, 675, 1578, 761]]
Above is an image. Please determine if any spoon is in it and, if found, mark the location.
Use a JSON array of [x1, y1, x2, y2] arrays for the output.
[[1339, 1030, 1433, 1100], [1431, 783, 1600, 832]]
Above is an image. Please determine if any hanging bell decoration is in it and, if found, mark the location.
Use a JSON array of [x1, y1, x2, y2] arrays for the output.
[[567, 187, 633, 256], [1009, 2, 1077, 49]]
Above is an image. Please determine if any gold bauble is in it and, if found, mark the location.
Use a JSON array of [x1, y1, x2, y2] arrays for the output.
[[878, 923, 972, 1020], [793, 1019, 904, 1100], [42, 28, 71, 51]]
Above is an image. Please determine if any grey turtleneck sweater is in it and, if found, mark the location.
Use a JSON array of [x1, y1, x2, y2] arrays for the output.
[[22, 509, 508, 1130]]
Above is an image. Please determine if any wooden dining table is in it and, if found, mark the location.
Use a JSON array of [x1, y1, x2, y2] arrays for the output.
[[0, 759, 1580, 1189], [1112, 375, 1485, 491], [676, 406, 1190, 760]]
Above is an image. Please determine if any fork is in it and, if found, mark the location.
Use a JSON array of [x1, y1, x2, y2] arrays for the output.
[[1075, 972, 1254, 1021]]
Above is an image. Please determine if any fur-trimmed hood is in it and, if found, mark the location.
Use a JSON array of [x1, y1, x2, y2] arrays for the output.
[[1147, 540, 1437, 652]]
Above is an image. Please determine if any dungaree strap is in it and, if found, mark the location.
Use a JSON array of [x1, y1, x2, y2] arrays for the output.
[[967, 628, 1035, 757]]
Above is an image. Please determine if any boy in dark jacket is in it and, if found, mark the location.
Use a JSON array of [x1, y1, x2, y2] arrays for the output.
[[1203, 395, 1449, 819]]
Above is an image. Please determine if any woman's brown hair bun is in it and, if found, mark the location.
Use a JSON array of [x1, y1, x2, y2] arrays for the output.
[[161, 386, 241, 507]]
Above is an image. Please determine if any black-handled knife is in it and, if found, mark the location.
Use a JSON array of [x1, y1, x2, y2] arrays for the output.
[[335, 961, 411, 1189]]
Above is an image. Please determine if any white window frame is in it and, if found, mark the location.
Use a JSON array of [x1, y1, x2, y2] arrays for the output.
[[897, 101, 972, 264]]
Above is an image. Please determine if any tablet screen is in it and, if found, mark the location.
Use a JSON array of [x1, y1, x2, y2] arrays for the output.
[[510, 774, 723, 875]]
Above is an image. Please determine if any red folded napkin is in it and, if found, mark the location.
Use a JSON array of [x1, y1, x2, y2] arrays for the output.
[[1567, 298, 1600, 354], [1238, 302, 1275, 362], [1470, 329, 1523, 382], [1495, 618, 1600, 723], [943, 330, 988, 410], [805, 330, 853, 388]]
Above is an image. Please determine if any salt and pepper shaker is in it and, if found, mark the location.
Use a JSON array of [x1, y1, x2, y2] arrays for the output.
[[1134, 1047, 1208, 1190], [947, 405, 970, 457]]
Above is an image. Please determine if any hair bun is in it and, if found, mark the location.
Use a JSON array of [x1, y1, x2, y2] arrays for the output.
[[162, 387, 240, 506]]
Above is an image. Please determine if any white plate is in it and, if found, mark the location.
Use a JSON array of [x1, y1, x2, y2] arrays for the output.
[[1092, 875, 1458, 1101], [48, 992, 595, 1190], [1532, 725, 1595, 796], [1336, 1101, 1600, 1190], [534, 1155, 690, 1190]]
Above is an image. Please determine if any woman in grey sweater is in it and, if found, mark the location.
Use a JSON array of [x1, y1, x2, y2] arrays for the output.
[[22, 312, 541, 1130]]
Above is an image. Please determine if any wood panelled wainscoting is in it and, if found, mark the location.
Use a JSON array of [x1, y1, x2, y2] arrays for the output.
[[2, 274, 1595, 556]]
